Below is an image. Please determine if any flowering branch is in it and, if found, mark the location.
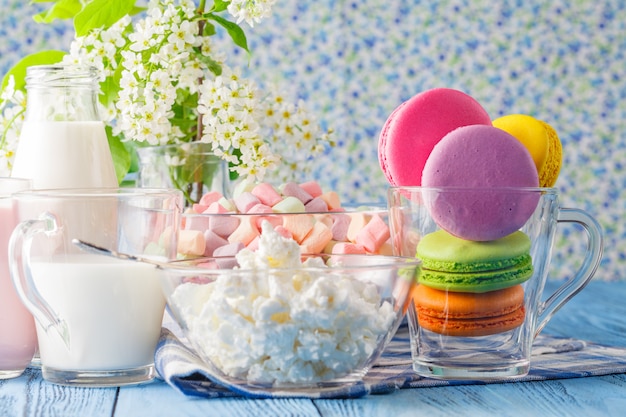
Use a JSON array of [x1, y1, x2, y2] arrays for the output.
[[0, 0, 334, 185]]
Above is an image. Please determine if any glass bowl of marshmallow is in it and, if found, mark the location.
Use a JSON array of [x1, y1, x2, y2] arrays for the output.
[[158, 221, 421, 392], [177, 181, 393, 259]]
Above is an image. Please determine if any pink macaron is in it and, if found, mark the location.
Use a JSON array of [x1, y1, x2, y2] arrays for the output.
[[378, 88, 492, 186], [421, 124, 540, 241]]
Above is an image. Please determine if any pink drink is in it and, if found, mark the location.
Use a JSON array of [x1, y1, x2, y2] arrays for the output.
[[0, 181, 37, 379]]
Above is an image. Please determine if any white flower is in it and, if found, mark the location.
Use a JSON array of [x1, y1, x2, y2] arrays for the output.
[[167, 20, 196, 50], [227, 0, 277, 27]]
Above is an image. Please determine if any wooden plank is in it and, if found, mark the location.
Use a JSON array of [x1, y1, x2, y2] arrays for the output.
[[542, 280, 626, 346], [313, 374, 626, 417], [0, 368, 117, 417], [113, 380, 323, 417]]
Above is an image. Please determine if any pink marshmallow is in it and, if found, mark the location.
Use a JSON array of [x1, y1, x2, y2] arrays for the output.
[[300, 221, 333, 254], [228, 215, 260, 246], [330, 213, 351, 241], [199, 191, 223, 206], [178, 229, 206, 256], [183, 275, 213, 284], [213, 242, 245, 257], [299, 181, 323, 197], [247, 235, 260, 251], [183, 213, 210, 232], [203, 201, 231, 214], [208, 214, 240, 238], [192, 203, 208, 214], [305, 197, 329, 212], [213, 243, 245, 268], [281, 182, 313, 204], [180, 208, 194, 229], [274, 225, 293, 239], [319, 191, 342, 211], [247, 203, 274, 214], [355, 214, 390, 253], [247, 204, 281, 229], [234, 192, 261, 213], [331, 242, 367, 255], [203, 229, 229, 257], [251, 182, 283, 206], [281, 214, 315, 243], [197, 261, 219, 269]]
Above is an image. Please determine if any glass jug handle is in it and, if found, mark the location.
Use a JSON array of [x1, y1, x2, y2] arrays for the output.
[[9, 212, 70, 348]]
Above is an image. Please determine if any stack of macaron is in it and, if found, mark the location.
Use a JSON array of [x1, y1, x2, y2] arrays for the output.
[[412, 230, 532, 336], [378, 87, 563, 336], [178, 180, 392, 258]]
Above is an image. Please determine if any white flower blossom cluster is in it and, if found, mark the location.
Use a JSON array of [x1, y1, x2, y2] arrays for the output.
[[58, 0, 331, 181], [197, 67, 331, 180], [0, 77, 25, 176], [227, 0, 277, 27]]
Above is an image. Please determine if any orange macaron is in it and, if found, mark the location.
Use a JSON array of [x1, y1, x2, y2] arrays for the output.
[[411, 284, 526, 337]]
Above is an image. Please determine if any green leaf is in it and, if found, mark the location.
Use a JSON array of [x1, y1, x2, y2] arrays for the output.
[[99, 66, 123, 108], [203, 21, 216, 37], [129, 5, 147, 16], [1, 50, 67, 93], [32, 0, 82, 23], [205, 13, 249, 53], [195, 51, 222, 76], [211, 0, 229, 13], [105, 125, 131, 184], [74, 0, 136, 37]]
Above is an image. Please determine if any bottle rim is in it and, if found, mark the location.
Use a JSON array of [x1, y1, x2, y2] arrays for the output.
[[25, 64, 100, 89]]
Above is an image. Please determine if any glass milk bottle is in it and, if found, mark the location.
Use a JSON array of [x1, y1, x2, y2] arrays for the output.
[[11, 65, 117, 188]]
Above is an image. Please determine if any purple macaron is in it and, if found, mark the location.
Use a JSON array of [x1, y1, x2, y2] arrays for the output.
[[421, 124, 540, 241]]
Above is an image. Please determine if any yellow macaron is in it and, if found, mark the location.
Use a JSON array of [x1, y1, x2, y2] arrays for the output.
[[492, 114, 563, 187]]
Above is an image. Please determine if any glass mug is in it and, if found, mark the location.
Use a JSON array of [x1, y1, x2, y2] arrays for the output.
[[9, 188, 182, 386], [0, 177, 36, 379], [388, 187, 603, 380]]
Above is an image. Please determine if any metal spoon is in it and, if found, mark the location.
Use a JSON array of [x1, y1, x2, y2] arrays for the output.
[[71, 239, 172, 268]]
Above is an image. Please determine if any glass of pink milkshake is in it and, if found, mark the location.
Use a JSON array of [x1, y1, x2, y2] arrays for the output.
[[0, 177, 35, 379]]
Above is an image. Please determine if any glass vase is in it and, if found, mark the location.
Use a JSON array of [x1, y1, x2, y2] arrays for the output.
[[136, 142, 230, 207]]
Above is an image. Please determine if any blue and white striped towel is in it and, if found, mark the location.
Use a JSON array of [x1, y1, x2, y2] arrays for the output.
[[154, 325, 626, 399]]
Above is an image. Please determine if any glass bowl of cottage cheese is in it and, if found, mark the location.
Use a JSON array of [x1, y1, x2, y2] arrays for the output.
[[158, 222, 420, 391]]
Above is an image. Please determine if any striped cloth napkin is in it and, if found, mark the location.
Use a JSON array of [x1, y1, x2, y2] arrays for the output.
[[154, 324, 626, 399]]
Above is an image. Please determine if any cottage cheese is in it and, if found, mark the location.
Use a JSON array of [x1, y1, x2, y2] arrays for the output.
[[170, 222, 396, 385]]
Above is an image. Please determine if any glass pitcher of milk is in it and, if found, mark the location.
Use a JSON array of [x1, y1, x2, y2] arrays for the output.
[[11, 65, 117, 189]]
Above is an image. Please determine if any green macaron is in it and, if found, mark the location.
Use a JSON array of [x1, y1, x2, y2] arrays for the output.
[[416, 229, 533, 293]]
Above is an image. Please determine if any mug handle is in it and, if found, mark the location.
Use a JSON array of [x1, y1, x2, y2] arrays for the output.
[[9, 212, 70, 348], [535, 208, 604, 338]]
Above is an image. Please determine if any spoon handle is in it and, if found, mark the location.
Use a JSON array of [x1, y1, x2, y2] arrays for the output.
[[71, 239, 168, 268]]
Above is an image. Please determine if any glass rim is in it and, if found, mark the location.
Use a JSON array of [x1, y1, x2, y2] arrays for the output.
[[389, 185, 559, 193], [11, 187, 183, 199], [158, 253, 422, 274], [0, 177, 32, 196], [182, 203, 388, 217]]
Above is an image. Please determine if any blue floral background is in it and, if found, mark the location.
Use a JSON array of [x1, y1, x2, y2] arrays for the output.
[[2, 0, 624, 281]]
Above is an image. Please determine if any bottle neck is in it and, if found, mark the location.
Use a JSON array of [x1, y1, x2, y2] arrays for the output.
[[24, 65, 102, 122]]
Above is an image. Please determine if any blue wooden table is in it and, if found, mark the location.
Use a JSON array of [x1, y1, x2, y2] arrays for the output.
[[2, 280, 625, 417]]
